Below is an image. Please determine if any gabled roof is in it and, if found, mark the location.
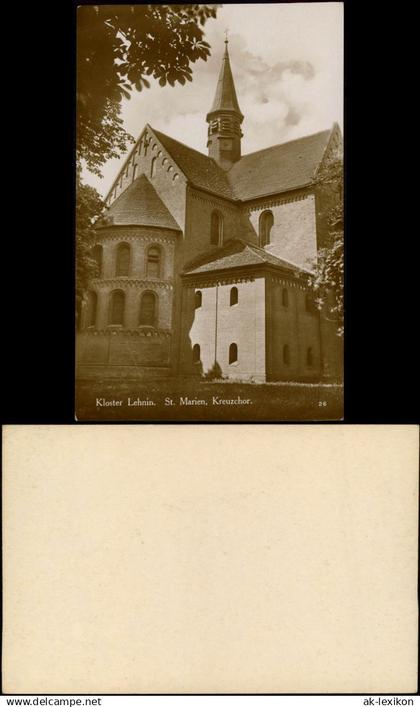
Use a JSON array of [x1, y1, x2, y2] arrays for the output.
[[228, 129, 332, 201], [106, 123, 337, 206], [207, 41, 243, 118], [182, 239, 305, 276], [100, 174, 181, 230], [152, 126, 334, 203], [152, 128, 235, 200]]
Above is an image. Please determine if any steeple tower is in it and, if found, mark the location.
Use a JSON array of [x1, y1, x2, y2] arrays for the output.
[[206, 38, 243, 170]]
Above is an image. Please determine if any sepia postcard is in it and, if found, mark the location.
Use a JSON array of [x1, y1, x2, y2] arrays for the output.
[[75, 3, 344, 421], [3, 425, 418, 693]]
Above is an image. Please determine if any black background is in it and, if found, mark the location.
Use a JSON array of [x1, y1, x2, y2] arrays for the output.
[[2, 0, 418, 425]]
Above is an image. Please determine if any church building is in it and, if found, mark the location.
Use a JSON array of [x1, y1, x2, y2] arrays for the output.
[[77, 41, 343, 383]]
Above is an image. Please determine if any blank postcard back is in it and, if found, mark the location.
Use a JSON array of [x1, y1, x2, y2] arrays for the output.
[[2, 425, 418, 693]]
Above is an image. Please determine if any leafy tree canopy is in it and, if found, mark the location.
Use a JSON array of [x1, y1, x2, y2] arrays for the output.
[[76, 168, 105, 317], [308, 151, 344, 336], [77, 4, 218, 175]]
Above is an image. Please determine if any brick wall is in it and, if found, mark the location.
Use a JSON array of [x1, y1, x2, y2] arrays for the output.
[[172, 188, 244, 377], [106, 128, 187, 230], [91, 228, 177, 281], [84, 282, 174, 331], [247, 194, 317, 269], [184, 188, 241, 263], [78, 225, 180, 375], [180, 277, 266, 381], [266, 277, 321, 381], [77, 330, 172, 368]]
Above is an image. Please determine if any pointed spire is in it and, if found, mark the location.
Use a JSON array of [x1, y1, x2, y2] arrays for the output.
[[206, 39, 244, 170], [208, 38, 243, 118]]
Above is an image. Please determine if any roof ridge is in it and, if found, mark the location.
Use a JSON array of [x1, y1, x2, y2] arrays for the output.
[[234, 127, 332, 163], [183, 239, 307, 276], [244, 242, 269, 262], [243, 241, 312, 272], [153, 126, 331, 164]]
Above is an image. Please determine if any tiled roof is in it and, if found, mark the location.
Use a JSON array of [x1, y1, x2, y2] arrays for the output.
[[228, 129, 332, 201], [102, 174, 181, 230], [152, 129, 235, 200], [152, 126, 332, 203], [183, 239, 304, 276]]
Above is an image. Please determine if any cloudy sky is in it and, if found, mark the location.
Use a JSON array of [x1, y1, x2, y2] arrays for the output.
[[83, 2, 343, 197]]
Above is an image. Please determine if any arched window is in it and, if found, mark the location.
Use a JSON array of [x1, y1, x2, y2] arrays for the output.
[[150, 156, 157, 178], [147, 246, 161, 278], [87, 291, 97, 327], [259, 210, 274, 247], [195, 290, 202, 309], [132, 163, 138, 181], [109, 290, 125, 325], [192, 344, 201, 363], [307, 347, 314, 367], [210, 210, 223, 246], [282, 288, 288, 307], [116, 243, 130, 276], [91, 244, 103, 277], [139, 291, 157, 326], [229, 343, 238, 364], [283, 344, 290, 365], [230, 287, 238, 306]]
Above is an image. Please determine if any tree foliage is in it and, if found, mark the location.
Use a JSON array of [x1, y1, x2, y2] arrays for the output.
[[309, 152, 344, 337], [76, 4, 218, 325], [77, 4, 218, 175], [76, 170, 104, 322]]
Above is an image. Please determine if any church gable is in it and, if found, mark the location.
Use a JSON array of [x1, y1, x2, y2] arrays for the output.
[[106, 125, 185, 204], [106, 125, 191, 231], [314, 121, 343, 176]]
